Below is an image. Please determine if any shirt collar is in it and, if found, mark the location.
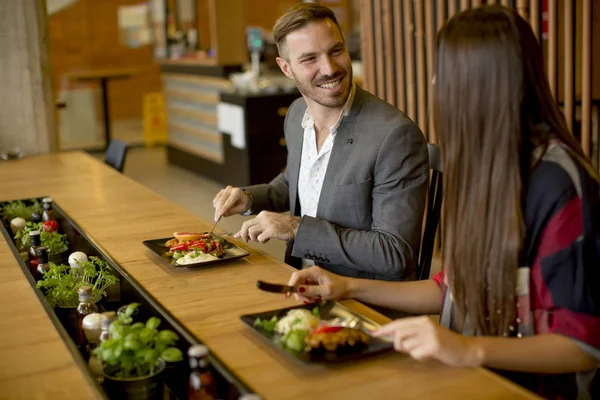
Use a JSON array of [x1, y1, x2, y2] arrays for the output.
[[301, 82, 356, 133]]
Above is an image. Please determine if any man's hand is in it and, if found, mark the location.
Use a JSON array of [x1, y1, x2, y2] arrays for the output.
[[235, 211, 301, 243], [212, 186, 253, 221]]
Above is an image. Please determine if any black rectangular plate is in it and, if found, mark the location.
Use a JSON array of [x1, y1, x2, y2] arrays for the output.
[[240, 301, 393, 363], [143, 236, 250, 268]]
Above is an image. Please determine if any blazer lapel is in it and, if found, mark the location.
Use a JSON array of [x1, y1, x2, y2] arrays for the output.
[[316, 87, 366, 218], [287, 105, 305, 217]]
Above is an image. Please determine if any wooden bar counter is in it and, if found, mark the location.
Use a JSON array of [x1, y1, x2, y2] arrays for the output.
[[0, 152, 540, 400]]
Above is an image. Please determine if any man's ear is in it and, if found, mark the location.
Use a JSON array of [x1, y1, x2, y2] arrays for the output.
[[276, 57, 294, 79]]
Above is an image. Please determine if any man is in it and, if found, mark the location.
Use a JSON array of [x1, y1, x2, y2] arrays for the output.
[[213, 4, 428, 281]]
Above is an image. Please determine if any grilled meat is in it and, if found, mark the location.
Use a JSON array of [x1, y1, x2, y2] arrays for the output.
[[305, 328, 369, 352]]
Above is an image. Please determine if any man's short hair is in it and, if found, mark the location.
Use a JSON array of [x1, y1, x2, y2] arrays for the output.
[[272, 3, 344, 59]]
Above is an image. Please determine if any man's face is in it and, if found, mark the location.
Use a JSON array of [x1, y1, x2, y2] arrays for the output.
[[277, 19, 352, 109]]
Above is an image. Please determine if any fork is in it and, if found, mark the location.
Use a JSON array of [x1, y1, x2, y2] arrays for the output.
[[213, 232, 235, 239], [327, 316, 361, 329], [208, 215, 222, 236]]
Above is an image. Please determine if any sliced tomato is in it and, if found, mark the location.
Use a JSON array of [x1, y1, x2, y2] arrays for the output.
[[170, 243, 189, 252], [188, 240, 206, 250], [312, 325, 344, 334]]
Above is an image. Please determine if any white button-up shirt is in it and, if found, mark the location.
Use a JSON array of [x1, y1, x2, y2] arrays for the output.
[[298, 83, 355, 266]]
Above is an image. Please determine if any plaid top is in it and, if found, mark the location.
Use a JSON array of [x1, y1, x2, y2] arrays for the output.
[[433, 141, 600, 399]]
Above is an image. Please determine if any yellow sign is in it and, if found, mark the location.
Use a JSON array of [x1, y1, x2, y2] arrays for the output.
[[143, 92, 168, 146]]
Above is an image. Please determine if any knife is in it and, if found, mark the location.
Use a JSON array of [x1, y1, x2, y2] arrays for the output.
[[256, 280, 297, 294]]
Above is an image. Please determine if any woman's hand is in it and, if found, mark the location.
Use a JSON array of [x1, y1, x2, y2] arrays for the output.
[[373, 316, 483, 368], [286, 266, 352, 303]]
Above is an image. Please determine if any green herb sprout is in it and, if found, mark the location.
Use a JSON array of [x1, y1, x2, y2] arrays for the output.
[[15, 222, 69, 255], [36, 256, 119, 308], [1, 200, 42, 222], [93, 303, 184, 378]]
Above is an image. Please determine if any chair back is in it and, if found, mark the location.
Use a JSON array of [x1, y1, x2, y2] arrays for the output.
[[104, 139, 128, 172], [417, 143, 443, 280]]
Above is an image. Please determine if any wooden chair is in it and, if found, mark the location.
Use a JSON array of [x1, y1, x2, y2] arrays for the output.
[[417, 143, 443, 280], [104, 139, 128, 173]]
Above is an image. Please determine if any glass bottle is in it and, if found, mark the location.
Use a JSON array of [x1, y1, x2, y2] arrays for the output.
[[42, 197, 56, 222], [188, 345, 218, 400], [35, 246, 49, 281], [82, 313, 103, 348], [31, 212, 41, 223], [28, 230, 42, 274], [76, 285, 100, 353], [239, 395, 262, 400], [99, 311, 116, 343], [88, 311, 116, 382]]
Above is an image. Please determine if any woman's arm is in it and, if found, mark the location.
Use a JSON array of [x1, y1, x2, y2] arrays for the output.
[[374, 317, 598, 373], [474, 334, 598, 373], [288, 267, 442, 315], [347, 278, 442, 315]]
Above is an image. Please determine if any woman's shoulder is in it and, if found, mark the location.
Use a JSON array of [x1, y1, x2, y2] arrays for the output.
[[524, 141, 599, 256], [527, 141, 596, 212]]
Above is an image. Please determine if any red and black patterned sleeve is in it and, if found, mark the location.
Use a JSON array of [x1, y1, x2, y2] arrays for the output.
[[525, 157, 600, 353], [432, 270, 444, 286]]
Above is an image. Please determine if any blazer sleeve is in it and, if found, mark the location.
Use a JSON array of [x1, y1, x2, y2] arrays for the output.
[[291, 121, 429, 279], [241, 100, 299, 213], [244, 174, 290, 213]]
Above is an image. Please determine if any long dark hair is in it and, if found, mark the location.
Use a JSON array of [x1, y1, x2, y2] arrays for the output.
[[434, 5, 597, 335]]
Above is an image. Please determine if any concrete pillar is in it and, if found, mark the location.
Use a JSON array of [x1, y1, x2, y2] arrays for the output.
[[0, 0, 57, 157]]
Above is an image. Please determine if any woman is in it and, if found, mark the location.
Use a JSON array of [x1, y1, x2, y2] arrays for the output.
[[286, 6, 600, 399]]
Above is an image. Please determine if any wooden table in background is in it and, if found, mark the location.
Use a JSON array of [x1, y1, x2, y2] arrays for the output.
[[67, 69, 137, 150], [0, 152, 542, 400]]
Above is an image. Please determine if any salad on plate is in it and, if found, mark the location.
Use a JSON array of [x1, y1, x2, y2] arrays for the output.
[[164, 232, 225, 266]]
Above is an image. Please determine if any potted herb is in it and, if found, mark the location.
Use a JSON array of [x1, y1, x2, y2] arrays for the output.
[[94, 303, 184, 400], [15, 221, 69, 263], [1, 199, 42, 223], [36, 257, 119, 340]]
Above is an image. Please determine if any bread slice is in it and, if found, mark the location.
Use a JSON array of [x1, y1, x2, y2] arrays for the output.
[[173, 231, 210, 242]]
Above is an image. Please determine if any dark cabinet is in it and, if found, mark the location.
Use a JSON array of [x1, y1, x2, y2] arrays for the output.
[[168, 90, 299, 187]]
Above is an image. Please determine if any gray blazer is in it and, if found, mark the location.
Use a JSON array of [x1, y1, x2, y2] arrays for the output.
[[245, 86, 428, 281]]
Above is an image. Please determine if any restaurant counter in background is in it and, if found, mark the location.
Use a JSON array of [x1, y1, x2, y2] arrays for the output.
[[160, 59, 299, 187]]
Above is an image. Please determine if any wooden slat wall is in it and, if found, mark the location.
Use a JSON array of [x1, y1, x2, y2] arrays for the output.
[[547, 0, 558, 97], [563, 0, 575, 133], [394, 1, 406, 110], [359, 0, 598, 166], [383, 0, 395, 106], [425, 1, 436, 142], [359, 0, 376, 94], [403, 0, 416, 122], [373, 0, 385, 100], [582, 0, 593, 156]]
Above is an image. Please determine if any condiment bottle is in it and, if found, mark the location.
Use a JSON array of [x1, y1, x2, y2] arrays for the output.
[[99, 311, 116, 343], [10, 217, 26, 235], [31, 212, 41, 223], [12, 217, 28, 260], [188, 345, 218, 400], [88, 311, 116, 382], [239, 395, 262, 400], [76, 285, 100, 353], [68, 251, 87, 278], [82, 313, 103, 348], [28, 230, 42, 274], [42, 197, 56, 222], [35, 246, 50, 280]]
